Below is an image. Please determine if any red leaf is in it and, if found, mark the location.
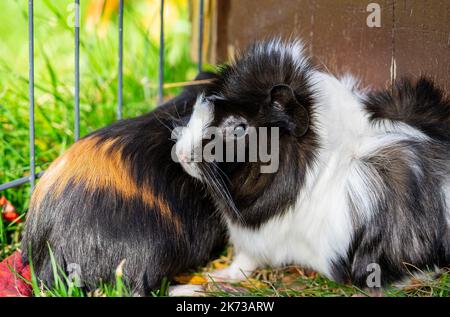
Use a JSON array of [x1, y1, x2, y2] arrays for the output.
[[1, 196, 21, 223]]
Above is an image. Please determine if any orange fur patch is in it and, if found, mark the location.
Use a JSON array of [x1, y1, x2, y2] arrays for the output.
[[31, 136, 181, 232]]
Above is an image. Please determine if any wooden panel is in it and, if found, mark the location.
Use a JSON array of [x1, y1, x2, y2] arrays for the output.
[[394, 0, 450, 90], [209, 0, 449, 91], [309, 0, 393, 89], [214, 0, 315, 63]]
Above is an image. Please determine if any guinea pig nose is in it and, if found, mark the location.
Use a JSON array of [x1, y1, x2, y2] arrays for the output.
[[177, 150, 197, 163], [179, 153, 189, 163]]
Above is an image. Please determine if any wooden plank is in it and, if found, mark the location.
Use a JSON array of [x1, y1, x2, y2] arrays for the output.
[[393, 0, 450, 91], [211, 0, 395, 89], [309, 0, 394, 89], [214, 0, 315, 62], [209, 0, 449, 91]]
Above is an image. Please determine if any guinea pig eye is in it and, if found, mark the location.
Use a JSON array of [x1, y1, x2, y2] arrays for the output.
[[233, 124, 247, 137]]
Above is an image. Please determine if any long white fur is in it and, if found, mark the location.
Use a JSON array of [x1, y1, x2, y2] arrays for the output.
[[175, 94, 214, 178], [175, 42, 446, 285]]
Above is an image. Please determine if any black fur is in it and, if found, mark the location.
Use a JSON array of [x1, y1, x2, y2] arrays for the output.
[[203, 41, 318, 228], [21, 73, 227, 295], [364, 77, 450, 143]]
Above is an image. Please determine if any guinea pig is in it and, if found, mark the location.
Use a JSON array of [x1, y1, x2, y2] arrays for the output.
[[21, 72, 227, 295], [173, 39, 450, 290]]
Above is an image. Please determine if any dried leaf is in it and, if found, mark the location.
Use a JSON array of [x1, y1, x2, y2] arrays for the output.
[[212, 261, 229, 270], [240, 278, 268, 290], [205, 283, 248, 294], [174, 274, 207, 285]]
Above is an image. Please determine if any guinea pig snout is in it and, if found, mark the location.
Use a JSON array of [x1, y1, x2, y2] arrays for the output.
[[176, 148, 196, 163], [175, 143, 203, 179], [175, 140, 202, 163], [175, 127, 204, 162]]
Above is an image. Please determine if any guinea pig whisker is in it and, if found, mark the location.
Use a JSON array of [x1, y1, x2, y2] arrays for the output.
[[210, 161, 231, 184], [204, 164, 231, 199], [153, 113, 174, 134], [165, 112, 184, 126], [203, 167, 237, 218], [174, 104, 182, 121], [201, 163, 245, 225]]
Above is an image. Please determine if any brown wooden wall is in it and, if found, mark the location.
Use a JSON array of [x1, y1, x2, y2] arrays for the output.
[[203, 0, 449, 91]]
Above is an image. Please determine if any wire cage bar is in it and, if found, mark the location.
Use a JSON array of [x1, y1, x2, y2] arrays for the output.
[[198, 0, 204, 73], [158, 0, 165, 104], [28, 0, 36, 191], [0, 0, 206, 194], [74, 0, 80, 140], [117, 0, 124, 120]]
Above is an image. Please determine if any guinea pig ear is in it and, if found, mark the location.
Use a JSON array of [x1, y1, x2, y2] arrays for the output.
[[269, 84, 309, 137], [270, 84, 296, 111]]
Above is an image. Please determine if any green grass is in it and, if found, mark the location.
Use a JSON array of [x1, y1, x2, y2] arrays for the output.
[[12, 244, 449, 297], [0, 0, 448, 298], [203, 269, 450, 298]]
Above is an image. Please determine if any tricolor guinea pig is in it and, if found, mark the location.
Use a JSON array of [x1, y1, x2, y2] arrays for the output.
[[21, 72, 227, 295], [174, 39, 450, 289]]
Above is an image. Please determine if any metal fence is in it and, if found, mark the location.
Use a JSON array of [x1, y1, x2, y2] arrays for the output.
[[0, 0, 205, 193]]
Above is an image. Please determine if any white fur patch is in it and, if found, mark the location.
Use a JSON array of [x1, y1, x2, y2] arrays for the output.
[[169, 284, 205, 297], [255, 38, 310, 72], [175, 95, 214, 179], [443, 178, 450, 227]]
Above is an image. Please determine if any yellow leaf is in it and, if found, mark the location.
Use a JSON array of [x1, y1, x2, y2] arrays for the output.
[[188, 275, 208, 285], [212, 262, 229, 270], [174, 274, 207, 285]]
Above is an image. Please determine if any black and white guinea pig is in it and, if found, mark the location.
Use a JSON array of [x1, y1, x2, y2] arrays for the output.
[[21, 72, 227, 295], [174, 39, 450, 289]]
